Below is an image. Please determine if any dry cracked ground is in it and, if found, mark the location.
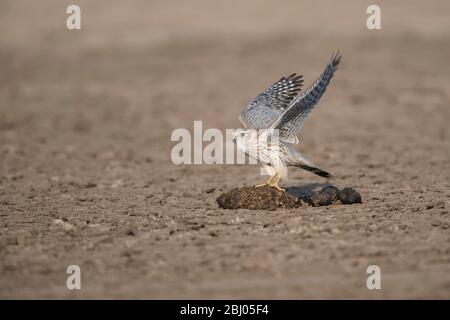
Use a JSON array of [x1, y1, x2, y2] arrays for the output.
[[0, 0, 449, 298]]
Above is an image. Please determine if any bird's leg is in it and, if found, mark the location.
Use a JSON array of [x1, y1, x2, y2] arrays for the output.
[[267, 173, 285, 191], [254, 174, 276, 188]]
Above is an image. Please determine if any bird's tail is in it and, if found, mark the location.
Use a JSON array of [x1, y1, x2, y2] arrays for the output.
[[285, 144, 333, 178], [292, 153, 333, 178], [296, 163, 333, 178]]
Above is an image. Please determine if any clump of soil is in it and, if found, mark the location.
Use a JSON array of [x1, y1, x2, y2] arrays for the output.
[[337, 187, 363, 205], [308, 186, 362, 206], [217, 185, 362, 210], [309, 185, 341, 206], [216, 186, 305, 210]]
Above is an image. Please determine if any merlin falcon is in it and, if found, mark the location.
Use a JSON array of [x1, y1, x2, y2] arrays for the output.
[[232, 52, 341, 191]]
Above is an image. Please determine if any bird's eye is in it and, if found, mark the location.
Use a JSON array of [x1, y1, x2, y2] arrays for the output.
[[240, 132, 246, 137]]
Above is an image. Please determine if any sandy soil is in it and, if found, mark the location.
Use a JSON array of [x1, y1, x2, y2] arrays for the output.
[[0, 0, 449, 299]]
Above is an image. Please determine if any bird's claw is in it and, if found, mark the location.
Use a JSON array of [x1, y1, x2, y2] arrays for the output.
[[254, 183, 268, 188], [269, 184, 285, 192], [254, 183, 285, 192]]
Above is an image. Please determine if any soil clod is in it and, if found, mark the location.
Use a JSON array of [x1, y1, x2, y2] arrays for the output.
[[337, 187, 362, 205], [310, 185, 340, 207]]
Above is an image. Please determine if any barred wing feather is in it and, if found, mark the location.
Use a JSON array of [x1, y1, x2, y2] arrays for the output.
[[270, 52, 341, 144], [239, 73, 303, 129]]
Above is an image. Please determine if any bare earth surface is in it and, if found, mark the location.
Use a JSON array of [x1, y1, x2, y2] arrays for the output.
[[1, 0, 449, 298]]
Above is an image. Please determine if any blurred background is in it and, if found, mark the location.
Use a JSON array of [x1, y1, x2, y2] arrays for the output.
[[0, 0, 449, 298]]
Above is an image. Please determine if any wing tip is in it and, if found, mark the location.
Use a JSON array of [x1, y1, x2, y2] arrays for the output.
[[330, 50, 342, 67], [287, 73, 304, 86]]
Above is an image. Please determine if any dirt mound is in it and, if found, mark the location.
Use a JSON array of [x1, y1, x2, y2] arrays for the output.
[[216, 186, 304, 210], [217, 185, 362, 210]]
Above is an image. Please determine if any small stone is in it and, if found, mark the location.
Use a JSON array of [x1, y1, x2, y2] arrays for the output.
[[190, 224, 205, 231], [431, 220, 442, 227], [53, 219, 77, 231], [15, 231, 31, 246], [111, 179, 124, 188], [85, 182, 97, 188], [331, 228, 341, 234], [204, 188, 215, 194], [426, 201, 445, 210], [125, 229, 136, 236]]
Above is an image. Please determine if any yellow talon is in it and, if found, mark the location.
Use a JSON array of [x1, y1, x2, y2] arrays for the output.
[[254, 183, 268, 188], [268, 183, 285, 192], [255, 173, 285, 191], [267, 174, 285, 191], [255, 174, 275, 188]]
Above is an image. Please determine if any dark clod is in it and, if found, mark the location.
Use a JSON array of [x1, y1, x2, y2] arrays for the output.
[[337, 188, 362, 204], [309, 185, 340, 207]]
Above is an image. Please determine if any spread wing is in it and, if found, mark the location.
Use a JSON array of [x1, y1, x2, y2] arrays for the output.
[[270, 52, 341, 144], [239, 73, 303, 129]]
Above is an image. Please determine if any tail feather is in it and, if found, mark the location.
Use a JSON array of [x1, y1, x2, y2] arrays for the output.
[[298, 164, 333, 178]]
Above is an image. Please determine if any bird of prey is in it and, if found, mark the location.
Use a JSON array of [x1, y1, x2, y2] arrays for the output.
[[232, 52, 341, 191]]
